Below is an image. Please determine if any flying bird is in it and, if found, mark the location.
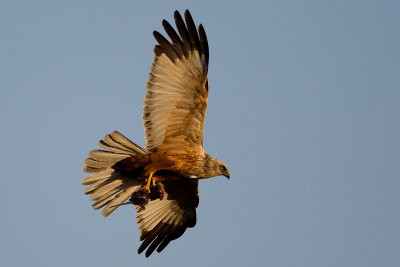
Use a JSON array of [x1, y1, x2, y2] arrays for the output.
[[82, 9, 230, 257]]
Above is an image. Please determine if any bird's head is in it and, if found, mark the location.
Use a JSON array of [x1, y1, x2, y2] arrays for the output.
[[203, 155, 230, 179], [215, 159, 230, 179]]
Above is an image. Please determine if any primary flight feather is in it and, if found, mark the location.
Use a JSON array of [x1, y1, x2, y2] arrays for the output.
[[82, 9, 229, 257]]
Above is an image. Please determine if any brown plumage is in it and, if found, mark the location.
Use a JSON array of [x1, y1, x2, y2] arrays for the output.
[[82, 10, 229, 257]]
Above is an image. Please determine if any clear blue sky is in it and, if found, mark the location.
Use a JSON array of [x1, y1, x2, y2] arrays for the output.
[[1, 1, 399, 266]]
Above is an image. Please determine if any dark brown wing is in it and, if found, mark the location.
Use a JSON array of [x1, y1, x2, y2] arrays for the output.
[[136, 179, 199, 257]]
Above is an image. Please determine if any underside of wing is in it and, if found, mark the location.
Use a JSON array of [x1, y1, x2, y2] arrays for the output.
[[143, 9, 209, 153], [136, 179, 199, 257]]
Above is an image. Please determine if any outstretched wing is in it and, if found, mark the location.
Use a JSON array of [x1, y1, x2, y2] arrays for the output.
[[143, 9, 209, 153], [136, 179, 199, 257]]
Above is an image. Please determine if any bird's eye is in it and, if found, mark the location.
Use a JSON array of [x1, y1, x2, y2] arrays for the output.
[[220, 165, 226, 172]]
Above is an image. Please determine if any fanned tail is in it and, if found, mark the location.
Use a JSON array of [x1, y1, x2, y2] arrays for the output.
[[82, 131, 149, 217]]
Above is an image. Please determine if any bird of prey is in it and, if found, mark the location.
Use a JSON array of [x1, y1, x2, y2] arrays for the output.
[[82, 9, 230, 257]]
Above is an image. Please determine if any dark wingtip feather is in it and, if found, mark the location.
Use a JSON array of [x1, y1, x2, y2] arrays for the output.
[[198, 24, 209, 65], [162, 19, 184, 58], [156, 238, 172, 253], [154, 9, 209, 65], [153, 31, 179, 62], [184, 9, 201, 53], [173, 10, 191, 57], [153, 45, 162, 57]]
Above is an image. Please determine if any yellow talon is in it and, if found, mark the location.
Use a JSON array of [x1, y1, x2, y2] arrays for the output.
[[152, 176, 158, 187], [141, 171, 155, 193]]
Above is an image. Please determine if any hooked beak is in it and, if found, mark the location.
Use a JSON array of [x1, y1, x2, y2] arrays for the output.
[[224, 172, 230, 179]]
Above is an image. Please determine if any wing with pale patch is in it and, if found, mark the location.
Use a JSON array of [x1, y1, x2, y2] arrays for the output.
[[136, 179, 199, 257], [82, 131, 148, 217], [143, 10, 209, 153]]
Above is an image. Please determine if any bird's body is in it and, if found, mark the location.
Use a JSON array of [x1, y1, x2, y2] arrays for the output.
[[82, 9, 229, 257], [114, 151, 227, 180]]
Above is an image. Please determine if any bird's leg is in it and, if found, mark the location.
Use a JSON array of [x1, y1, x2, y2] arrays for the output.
[[141, 171, 155, 193], [140, 171, 164, 201], [151, 176, 158, 187]]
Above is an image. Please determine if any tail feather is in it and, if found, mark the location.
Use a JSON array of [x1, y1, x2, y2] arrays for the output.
[[82, 169, 114, 185], [102, 182, 140, 217], [97, 131, 149, 155], [84, 158, 114, 168], [82, 131, 147, 217], [83, 166, 106, 173], [84, 177, 110, 194], [89, 150, 129, 162], [90, 179, 124, 200], [110, 131, 149, 154], [92, 188, 124, 210], [100, 135, 132, 153]]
